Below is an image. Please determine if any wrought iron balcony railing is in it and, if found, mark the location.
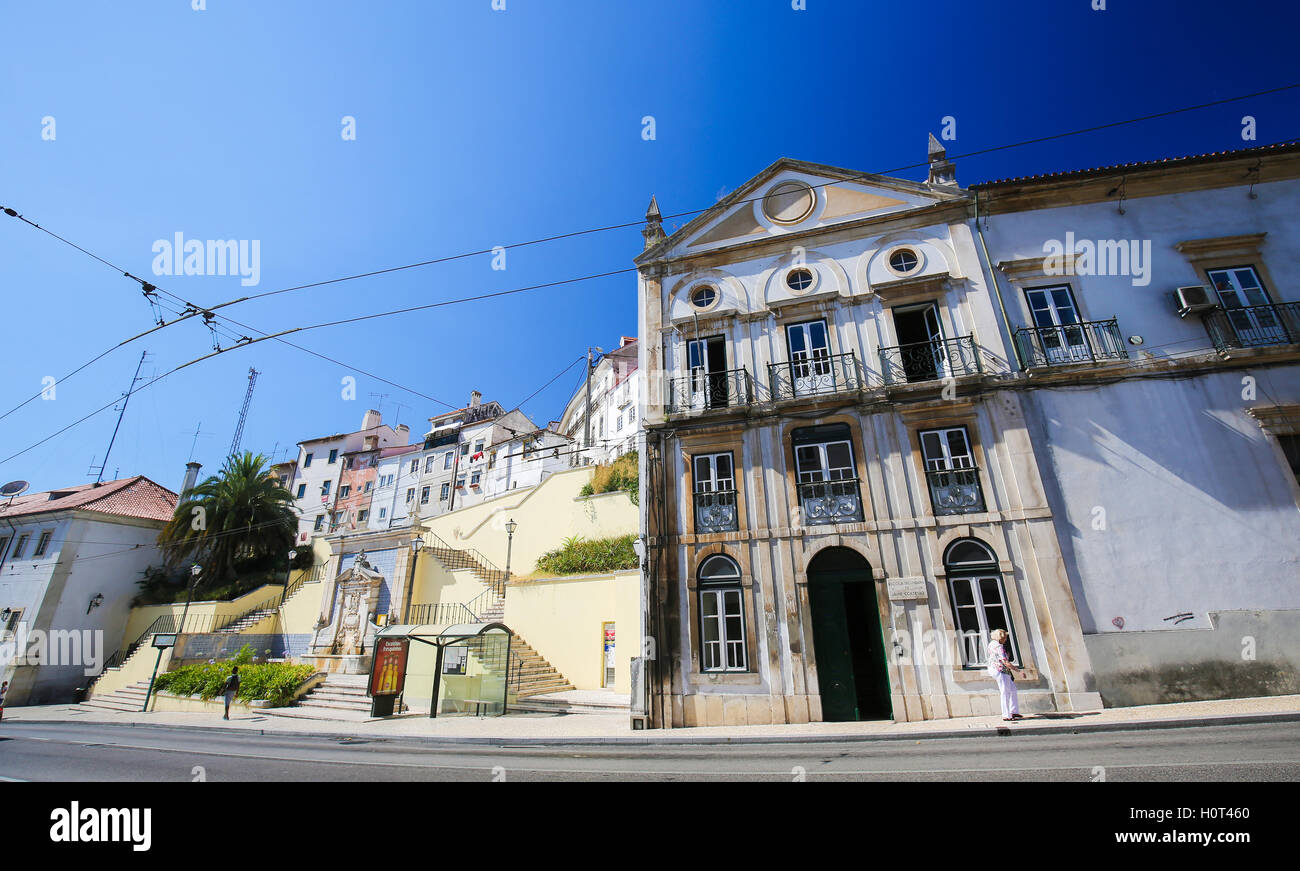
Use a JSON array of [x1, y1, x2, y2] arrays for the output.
[[925, 468, 985, 516], [1013, 318, 1128, 368], [797, 478, 864, 526], [1203, 302, 1300, 353], [668, 368, 753, 413], [769, 352, 862, 401], [879, 335, 981, 385], [693, 489, 738, 533]]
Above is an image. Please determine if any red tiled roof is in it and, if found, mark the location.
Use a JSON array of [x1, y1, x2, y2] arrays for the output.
[[0, 476, 178, 523], [970, 140, 1300, 188]]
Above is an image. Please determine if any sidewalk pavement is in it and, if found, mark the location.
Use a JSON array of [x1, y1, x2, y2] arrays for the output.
[[6, 694, 1299, 746]]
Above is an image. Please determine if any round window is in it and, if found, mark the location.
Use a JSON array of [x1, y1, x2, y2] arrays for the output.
[[691, 285, 718, 309], [762, 181, 816, 225], [786, 268, 814, 292], [888, 248, 920, 274]]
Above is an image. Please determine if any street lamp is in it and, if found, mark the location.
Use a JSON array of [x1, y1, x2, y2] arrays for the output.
[[401, 535, 424, 624], [177, 564, 202, 636], [279, 549, 298, 607], [503, 519, 517, 591]]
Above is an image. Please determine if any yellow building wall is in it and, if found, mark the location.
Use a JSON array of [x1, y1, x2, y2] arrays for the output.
[[279, 576, 327, 635], [504, 570, 639, 693], [120, 584, 281, 652], [408, 560, 491, 613], [424, 467, 637, 574], [89, 643, 174, 699]]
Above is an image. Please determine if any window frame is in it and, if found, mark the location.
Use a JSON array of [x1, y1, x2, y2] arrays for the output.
[[34, 531, 53, 557], [696, 555, 748, 673], [943, 539, 1020, 669]]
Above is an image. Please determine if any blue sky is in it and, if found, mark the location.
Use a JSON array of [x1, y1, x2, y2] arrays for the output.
[[1, 0, 1297, 494]]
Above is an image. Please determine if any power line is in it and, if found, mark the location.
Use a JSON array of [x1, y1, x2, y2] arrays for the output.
[[4, 82, 1295, 415]]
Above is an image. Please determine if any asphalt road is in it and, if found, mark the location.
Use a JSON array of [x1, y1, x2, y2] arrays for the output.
[[1, 720, 1297, 781]]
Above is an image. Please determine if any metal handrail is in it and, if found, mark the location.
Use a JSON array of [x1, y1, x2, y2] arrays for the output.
[[407, 602, 477, 626], [878, 335, 981, 385], [796, 477, 864, 525], [667, 368, 753, 413], [693, 488, 739, 533], [924, 467, 985, 515], [1203, 301, 1300, 353], [213, 593, 283, 632], [1013, 318, 1128, 368], [421, 530, 508, 595], [769, 352, 861, 401]]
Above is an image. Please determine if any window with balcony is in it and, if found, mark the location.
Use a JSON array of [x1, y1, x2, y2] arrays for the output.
[[792, 424, 863, 525], [770, 320, 858, 400], [698, 554, 747, 672], [1204, 265, 1298, 350], [1014, 285, 1126, 367], [693, 452, 738, 533], [671, 335, 750, 412], [919, 426, 985, 515], [945, 539, 1019, 668]]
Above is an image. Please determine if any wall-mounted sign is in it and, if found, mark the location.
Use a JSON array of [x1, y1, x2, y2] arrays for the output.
[[886, 577, 927, 601], [369, 637, 409, 696]]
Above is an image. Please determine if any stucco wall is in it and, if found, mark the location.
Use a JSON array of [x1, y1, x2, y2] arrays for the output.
[[504, 571, 639, 692], [1025, 370, 1300, 634], [424, 466, 638, 572], [1084, 610, 1300, 706]]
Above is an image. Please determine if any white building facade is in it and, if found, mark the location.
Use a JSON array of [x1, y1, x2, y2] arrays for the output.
[[0, 476, 178, 705], [559, 338, 641, 465]]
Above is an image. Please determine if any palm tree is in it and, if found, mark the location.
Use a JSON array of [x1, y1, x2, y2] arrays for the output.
[[158, 451, 296, 590]]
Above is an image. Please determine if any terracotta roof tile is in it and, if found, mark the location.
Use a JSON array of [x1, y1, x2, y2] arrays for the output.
[[0, 476, 178, 523]]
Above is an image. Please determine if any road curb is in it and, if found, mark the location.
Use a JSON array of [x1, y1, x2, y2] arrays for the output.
[[9, 709, 1300, 747]]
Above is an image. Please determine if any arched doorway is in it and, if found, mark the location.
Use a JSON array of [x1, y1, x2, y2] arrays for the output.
[[807, 547, 891, 721]]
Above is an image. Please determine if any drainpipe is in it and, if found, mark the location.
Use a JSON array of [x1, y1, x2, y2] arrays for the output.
[[973, 190, 1024, 371]]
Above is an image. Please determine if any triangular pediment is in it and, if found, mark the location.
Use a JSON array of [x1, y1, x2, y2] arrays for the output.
[[642, 158, 965, 262]]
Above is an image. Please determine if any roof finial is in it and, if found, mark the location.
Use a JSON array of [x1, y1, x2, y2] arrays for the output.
[[927, 133, 957, 186], [642, 195, 665, 250]]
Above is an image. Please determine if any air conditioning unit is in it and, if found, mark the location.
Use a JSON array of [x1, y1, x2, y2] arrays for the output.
[[1174, 285, 1216, 317]]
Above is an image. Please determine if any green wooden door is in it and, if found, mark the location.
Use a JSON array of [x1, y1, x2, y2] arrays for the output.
[[808, 562, 892, 721]]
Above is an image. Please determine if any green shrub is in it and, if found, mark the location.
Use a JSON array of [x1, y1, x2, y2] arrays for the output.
[[155, 649, 315, 708], [534, 534, 638, 576], [582, 452, 638, 505]]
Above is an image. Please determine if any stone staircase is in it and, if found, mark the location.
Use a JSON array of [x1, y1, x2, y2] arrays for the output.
[[79, 680, 151, 713], [510, 690, 631, 715], [290, 673, 371, 715], [423, 543, 507, 591], [510, 637, 575, 698], [215, 605, 280, 635]]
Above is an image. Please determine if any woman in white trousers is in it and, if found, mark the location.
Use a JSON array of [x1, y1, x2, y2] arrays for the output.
[[986, 628, 1024, 721]]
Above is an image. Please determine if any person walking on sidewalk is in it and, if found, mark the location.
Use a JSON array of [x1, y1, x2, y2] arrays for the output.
[[221, 667, 240, 720], [986, 629, 1024, 721]]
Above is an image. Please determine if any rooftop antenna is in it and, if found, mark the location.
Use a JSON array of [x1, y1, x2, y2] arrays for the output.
[[227, 367, 260, 460], [90, 349, 149, 483]]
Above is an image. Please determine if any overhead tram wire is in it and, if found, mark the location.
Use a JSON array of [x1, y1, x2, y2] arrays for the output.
[[4, 80, 1296, 408]]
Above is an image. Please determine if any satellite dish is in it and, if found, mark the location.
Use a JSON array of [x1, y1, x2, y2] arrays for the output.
[[0, 480, 29, 498]]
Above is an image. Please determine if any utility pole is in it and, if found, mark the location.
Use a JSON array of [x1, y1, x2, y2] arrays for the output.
[[584, 347, 594, 462], [93, 350, 149, 483]]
